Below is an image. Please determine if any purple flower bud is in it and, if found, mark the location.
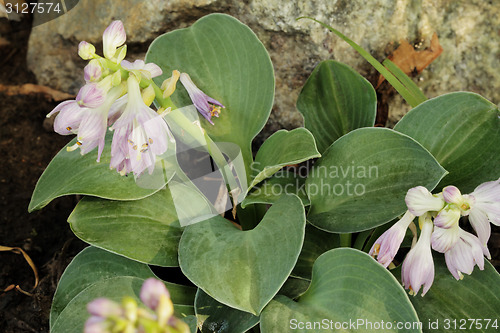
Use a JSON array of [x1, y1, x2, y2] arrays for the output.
[[442, 185, 462, 204], [140, 278, 170, 310], [405, 186, 445, 216], [76, 84, 106, 108], [84, 60, 103, 82], [179, 73, 224, 125], [103, 20, 126, 60]]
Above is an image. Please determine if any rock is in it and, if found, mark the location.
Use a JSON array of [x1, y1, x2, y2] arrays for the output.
[[28, 0, 500, 137]]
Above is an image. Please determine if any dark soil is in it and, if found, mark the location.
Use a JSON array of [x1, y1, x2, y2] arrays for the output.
[[0, 15, 86, 333], [0, 10, 499, 333]]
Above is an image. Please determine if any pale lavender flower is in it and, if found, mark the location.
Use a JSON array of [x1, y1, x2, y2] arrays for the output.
[[103, 20, 126, 61], [110, 76, 172, 176], [140, 278, 170, 311], [431, 224, 459, 253], [87, 298, 123, 317], [445, 228, 491, 280], [467, 179, 500, 245], [84, 59, 103, 83], [369, 211, 415, 267], [401, 215, 435, 296], [405, 186, 445, 216], [47, 84, 106, 136], [121, 59, 162, 80], [84, 316, 110, 333], [179, 73, 224, 125], [433, 205, 461, 229]]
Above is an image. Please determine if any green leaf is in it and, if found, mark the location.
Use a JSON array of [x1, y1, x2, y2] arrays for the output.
[[409, 257, 500, 333], [382, 59, 427, 104], [242, 170, 310, 208], [179, 195, 306, 315], [394, 92, 500, 193], [298, 17, 425, 108], [28, 136, 163, 212], [291, 225, 340, 279], [146, 13, 275, 172], [261, 248, 421, 333], [50, 246, 196, 330], [195, 289, 259, 333], [249, 128, 320, 189], [296, 60, 377, 153], [68, 188, 183, 266], [306, 127, 447, 233]]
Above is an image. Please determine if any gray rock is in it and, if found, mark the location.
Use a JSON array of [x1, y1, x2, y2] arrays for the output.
[[28, 0, 500, 136]]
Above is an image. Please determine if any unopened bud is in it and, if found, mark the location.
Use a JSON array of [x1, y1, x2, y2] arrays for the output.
[[78, 41, 96, 60], [141, 85, 156, 106], [161, 70, 180, 98]]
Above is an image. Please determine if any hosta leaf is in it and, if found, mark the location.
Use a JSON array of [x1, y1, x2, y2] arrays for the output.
[[146, 13, 275, 172], [242, 170, 310, 208], [68, 188, 185, 266], [249, 128, 320, 189], [29, 135, 163, 212], [179, 195, 306, 315], [296, 60, 376, 154], [306, 127, 447, 233], [261, 248, 421, 333], [394, 92, 500, 193]]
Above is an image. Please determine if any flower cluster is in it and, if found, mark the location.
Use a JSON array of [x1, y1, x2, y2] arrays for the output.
[[47, 21, 224, 176], [85, 278, 190, 333], [370, 178, 500, 296]]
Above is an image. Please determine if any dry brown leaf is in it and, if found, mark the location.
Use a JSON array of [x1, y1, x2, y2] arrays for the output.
[[0, 83, 74, 101], [377, 33, 443, 88], [0, 245, 39, 296]]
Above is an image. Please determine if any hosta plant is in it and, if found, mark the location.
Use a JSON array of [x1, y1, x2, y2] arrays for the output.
[[29, 14, 500, 333]]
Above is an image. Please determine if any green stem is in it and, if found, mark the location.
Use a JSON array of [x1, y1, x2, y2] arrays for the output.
[[339, 233, 352, 248]]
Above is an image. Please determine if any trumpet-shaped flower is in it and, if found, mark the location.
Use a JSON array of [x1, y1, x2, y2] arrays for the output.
[[369, 211, 415, 267], [47, 83, 107, 136], [103, 20, 126, 61], [179, 73, 224, 125], [445, 228, 491, 280], [405, 186, 445, 216], [110, 76, 172, 176], [401, 215, 435, 296]]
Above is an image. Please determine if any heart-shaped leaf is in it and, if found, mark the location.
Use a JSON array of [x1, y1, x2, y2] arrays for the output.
[[394, 92, 500, 193], [296, 60, 376, 154], [408, 257, 500, 332], [261, 248, 421, 333], [68, 188, 185, 266], [179, 195, 306, 315], [195, 289, 259, 333], [146, 13, 275, 171], [242, 170, 310, 208], [306, 127, 447, 233], [50, 246, 196, 330], [249, 128, 320, 189], [29, 135, 164, 212]]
